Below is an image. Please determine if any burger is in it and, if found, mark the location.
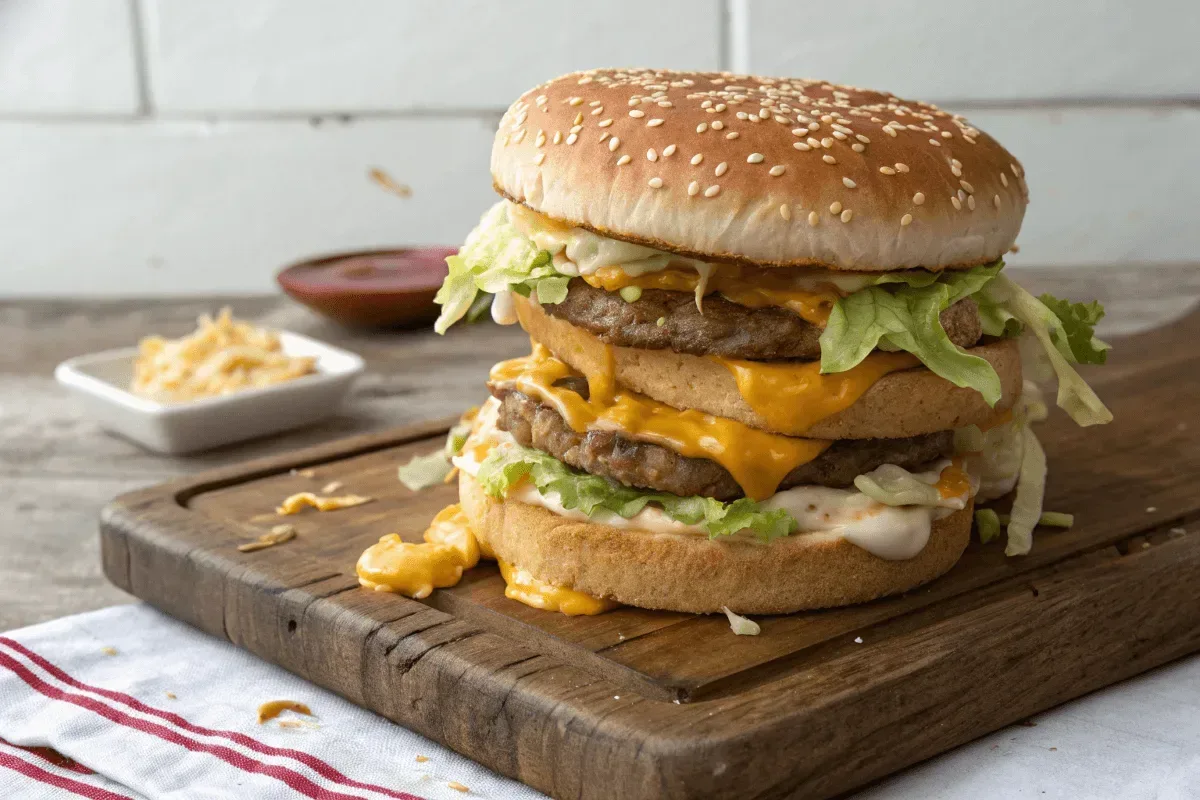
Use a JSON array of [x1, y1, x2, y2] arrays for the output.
[[370, 69, 1112, 615]]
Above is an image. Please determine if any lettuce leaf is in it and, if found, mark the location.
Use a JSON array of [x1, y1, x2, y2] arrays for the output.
[[433, 202, 566, 333], [398, 450, 454, 491], [975, 275, 1112, 426], [820, 262, 1006, 406], [476, 443, 797, 541]]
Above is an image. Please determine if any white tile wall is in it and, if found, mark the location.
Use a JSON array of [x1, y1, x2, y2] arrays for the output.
[[0, 118, 497, 294], [142, 0, 723, 113], [0, 0, 141, 114], [736, 0, 1200, 102], [0, 0, 1196, 295]]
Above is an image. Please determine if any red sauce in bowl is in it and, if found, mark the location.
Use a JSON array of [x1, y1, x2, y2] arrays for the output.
[[277, 248, 454, 328]]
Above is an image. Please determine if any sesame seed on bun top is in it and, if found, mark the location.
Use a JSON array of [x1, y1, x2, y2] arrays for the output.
[[491, 68, 1029, 272]]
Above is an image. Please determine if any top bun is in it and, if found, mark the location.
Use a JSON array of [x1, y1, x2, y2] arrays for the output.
[[491, 69, 1029, 272]]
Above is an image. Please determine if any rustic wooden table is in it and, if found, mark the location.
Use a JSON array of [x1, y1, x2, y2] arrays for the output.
[[3, 264, 1198, 632]]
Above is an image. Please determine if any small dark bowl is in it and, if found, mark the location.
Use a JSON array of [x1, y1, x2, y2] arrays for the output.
[[277, 248, 455, 329]]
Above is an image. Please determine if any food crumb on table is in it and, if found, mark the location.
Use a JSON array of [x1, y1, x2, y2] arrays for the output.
[[447, 781, 470, 793], [415, 755, 429, 763], [100, 647, 118, 656]]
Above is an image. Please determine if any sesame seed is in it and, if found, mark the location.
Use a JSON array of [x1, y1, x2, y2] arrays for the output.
[[704, 184, 721, 197], [609, 137, 620, 152], [794, 142, 811, 151], [552, 131, 562, 144], [658, 101, 673, 108], [821, 137, 834, 148], [884, 126, 898, 137], [726, 131, 740, 139], [807, 137, 821, 148], [951, 164, 962, 177], [929, 138, 942, 147], [598, 118, 613, 128], [851, 143, 865, 152], [710, 120, 724, 131], [879, 166, 896, 175], [747, 153, 765, 164], [533, 152, 545, 165], [822, 154, 837, 164], [648, 177, 663, 189], [829, 201, 843, 214], [715, 103, 727, 112], [780, 204, 791, 221], [769, 164, 786, 176], [647, 118, 664, 127], [958, 189, 966, 201], [629, 109, 645, 118], [647, 149, 658, 162], [591, 106, 603, 115], [568, 97, 583, 106], [599, 132, 609, 143], [840, 209, 854, 223], [960, 180, 975, 193], [913, 192, 925, 205], [573, 112, 584, 125], [1000, 173, 1009, 187], [895, 162, 909, 173], [535, 131, 546, 147], [663, 144, 677, 156], [993, 194, 1001, 208], [832, 130, 847, 140], [690, 153, 703, 165], [808, 211, 820, 227], [941, 130, 953, 138], [570, 125, 582, 134], [856, 134, 870, 144], [967, 195, 976, 210], [951, 196, 962, 210], [820, 114, 833, 123], [566, 133, 578, 145], [736, 111, 748, 120], [715, 161, 728, 176], [687, 180, 700, 196], [701, 100, 713, 109], [901, 213, 913, 226], [792, 128, 806, 135], [759, 108, 770, 119], [843, 177, 857, 188], [616, 154, 631, 166], [808, 121, 820, 130], [535, 95, 547, 106], [696, 123, 708, 133]]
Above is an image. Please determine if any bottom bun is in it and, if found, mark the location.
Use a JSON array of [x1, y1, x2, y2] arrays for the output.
[[460, 471, 972, 615]]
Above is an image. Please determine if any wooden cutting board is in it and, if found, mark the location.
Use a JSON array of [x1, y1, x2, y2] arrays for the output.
[[101, 310, 1200, 800]]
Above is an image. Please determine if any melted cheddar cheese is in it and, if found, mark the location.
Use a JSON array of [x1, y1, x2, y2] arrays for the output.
[[713, 352, 919, 434], [936, 458, 972, 501], [498, 560, 618, 616], [490, 345, 831, 500], [582, 264, 842, 327], [356, 504, 479, 597]]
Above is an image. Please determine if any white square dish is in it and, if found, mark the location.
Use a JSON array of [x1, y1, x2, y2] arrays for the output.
[[54, 331, 364, 454]]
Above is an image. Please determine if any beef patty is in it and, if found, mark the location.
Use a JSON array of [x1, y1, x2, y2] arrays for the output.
[[543, 279, 981, 361], [492, 381, 953, 501]]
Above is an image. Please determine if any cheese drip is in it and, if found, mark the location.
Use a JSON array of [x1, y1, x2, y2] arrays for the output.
[[356, 504, 480, 597], [713, 352, 919, 434], [498, 560, 618, 616], [583, 265, 843, 327], [490, 345, 831, 500]]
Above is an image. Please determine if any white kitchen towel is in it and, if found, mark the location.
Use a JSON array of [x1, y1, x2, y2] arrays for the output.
[[0, 603, 1197, 799], [0, 604, 546, 800]]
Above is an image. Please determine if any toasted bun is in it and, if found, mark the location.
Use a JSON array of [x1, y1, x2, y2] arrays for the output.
[[460, 471, 971, 614], [515, 294, 1021, 438], [492, 69, 1028, 272]]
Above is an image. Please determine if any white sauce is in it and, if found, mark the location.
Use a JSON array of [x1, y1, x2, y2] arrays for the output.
[[456, 399, 974, 561], [490, 290, 518, 325]]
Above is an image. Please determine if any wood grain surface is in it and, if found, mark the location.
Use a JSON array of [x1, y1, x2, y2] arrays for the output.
[[98, 293, 1200, 799]]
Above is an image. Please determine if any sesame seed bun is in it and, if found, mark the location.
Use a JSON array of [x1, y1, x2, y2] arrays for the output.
[[514, 294, 1022, 439], [460, 470, 972, 614], [492, 69, 1029, 271]]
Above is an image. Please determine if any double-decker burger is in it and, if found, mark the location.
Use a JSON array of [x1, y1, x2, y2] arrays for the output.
[[358, 68, 1111, 616]]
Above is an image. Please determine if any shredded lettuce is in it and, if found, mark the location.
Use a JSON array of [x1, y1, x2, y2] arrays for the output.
[[434, 202, 566, 333], [975, 275, 1111, 426], [820, 262, 1006, 406], [476, 442, 797, 541], [1005, 425, 1047, 556], [398, 450, 454, 491], [721, 607, 761, 635], [975, 508, 1002, 544], [853, 464, 942, 507]]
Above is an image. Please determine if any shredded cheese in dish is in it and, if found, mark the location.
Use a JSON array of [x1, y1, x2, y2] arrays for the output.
[[131, 308, 317, 402]]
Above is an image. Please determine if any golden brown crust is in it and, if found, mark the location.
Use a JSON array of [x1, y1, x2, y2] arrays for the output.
[[515, 294, 1022, 439], [492, 69, 1028, 271], [460, 471, 972, 614]]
